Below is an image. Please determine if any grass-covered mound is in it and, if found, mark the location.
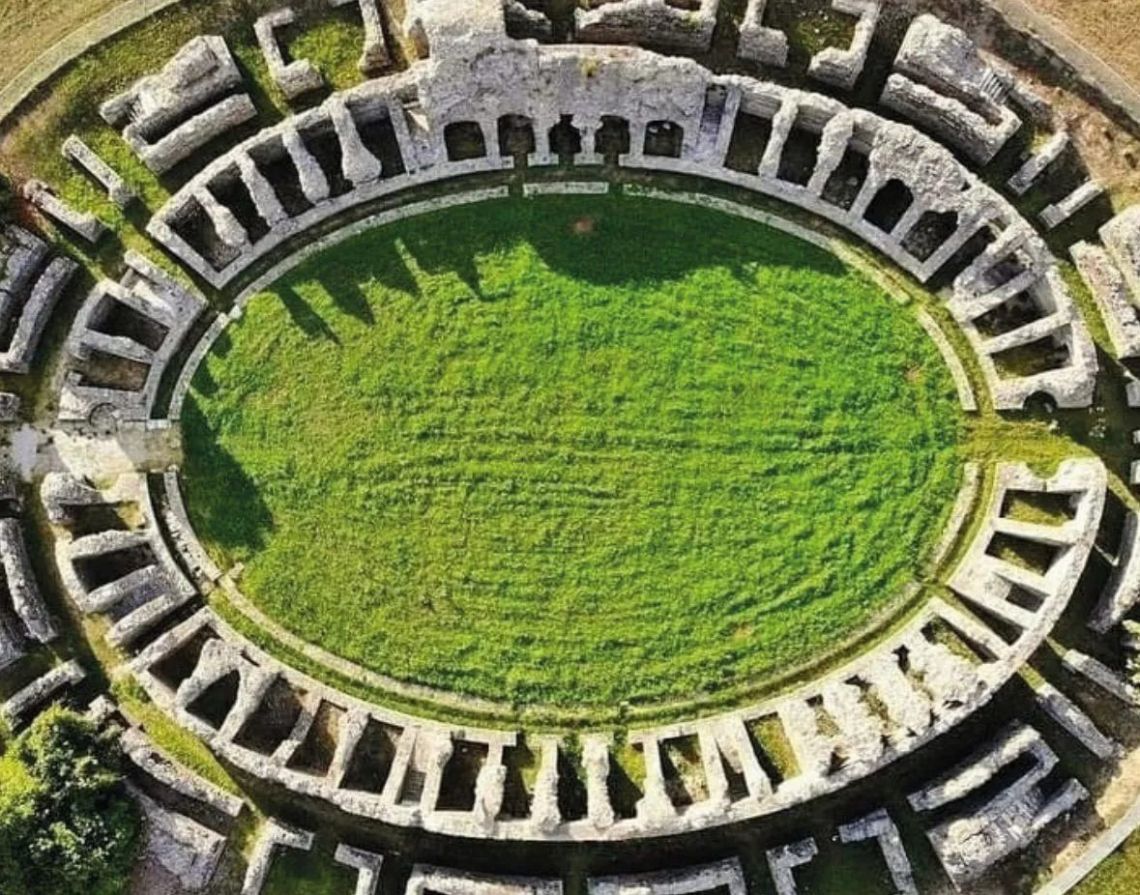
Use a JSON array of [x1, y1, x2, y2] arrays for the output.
[[184, 196, 963, 710]]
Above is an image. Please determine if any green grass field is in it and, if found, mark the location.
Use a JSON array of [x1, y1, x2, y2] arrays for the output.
[[183, 196, 964, 711]]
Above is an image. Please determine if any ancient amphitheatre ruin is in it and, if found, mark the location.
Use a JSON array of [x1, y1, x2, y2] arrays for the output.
[[3, 0, 1140, 892]]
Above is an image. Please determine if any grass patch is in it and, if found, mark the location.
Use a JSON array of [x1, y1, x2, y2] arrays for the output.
[[1072, 829, 1140, 895], [0, 0, 122, 88], [182, 195, 963, 711], [762, 0, 857, 67], [261, 841, 357, 895]]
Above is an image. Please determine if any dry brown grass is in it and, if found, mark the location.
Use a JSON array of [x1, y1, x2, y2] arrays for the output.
[[0, 0, 123, 87], [1025, 0, 1140, 87]]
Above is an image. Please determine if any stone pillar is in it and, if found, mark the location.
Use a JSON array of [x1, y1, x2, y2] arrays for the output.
[[890, 201, 928, 242], [530, 735, 562, 833], [579, 122, 602, 166], [417, 733, 453, 814], [582, 734, 615, 830], [236, 153, 289, 226], [628, 120, 647, 165], [807, 115, 855, 196], [328, 98, 383, 185], [758, 101, 798, 180], [472, 740, 507, 829], [379, 726, 418, 805], [281, 126, 330, 203], [387, 99, 421, 173], [327, 708, 369, 788], [697, 728, 731, 808], [193, 187, 250, 249], [632, 735, 675, 823]]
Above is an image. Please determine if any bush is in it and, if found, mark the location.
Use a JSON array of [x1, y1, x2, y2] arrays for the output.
[[0, 706, 141, 895]]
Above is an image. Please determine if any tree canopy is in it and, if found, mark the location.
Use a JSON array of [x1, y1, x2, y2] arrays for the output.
[[0, 706, 141, 895]]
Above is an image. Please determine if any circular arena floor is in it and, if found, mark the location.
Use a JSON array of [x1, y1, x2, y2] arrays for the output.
[[183, 195, 964, 710]]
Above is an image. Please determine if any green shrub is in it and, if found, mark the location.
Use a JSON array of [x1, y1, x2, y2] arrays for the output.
[[0, 706, 141, 895]]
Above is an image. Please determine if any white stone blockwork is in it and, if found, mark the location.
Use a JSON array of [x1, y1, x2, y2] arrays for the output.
[[147, 29, 1096, 411], [589, 859, 746, 895], [406, 866, 561, 895]]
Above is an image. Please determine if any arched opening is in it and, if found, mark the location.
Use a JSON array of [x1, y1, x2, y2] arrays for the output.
[[902, 210, 960, 261], [595, 115, 631, 163], [821, 147, 870, 210], [444, 121, 487, 162], [776, 112, 824, 186], [644, 120, 684, 158], [548, 115, 582, 164], [725, 109, 774, 174], [863, 179, 915, 233], [498, 114, 536, 158]]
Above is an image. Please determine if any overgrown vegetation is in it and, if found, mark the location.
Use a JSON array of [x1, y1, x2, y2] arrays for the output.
[[262, 842, 357, 895], [0, 706, 141, 895], [184, 196, 964, 711], [1073, 829, 1140, 895]]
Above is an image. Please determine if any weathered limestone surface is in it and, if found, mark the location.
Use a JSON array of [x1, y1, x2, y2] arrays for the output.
[[100, 36, 256, 173], [42, 472, 198, 649], [22, 180, 108, 244], [1034, 683, 1120, 761], [127, 606, 524, 839], [58, 250, 205, 424], [406, 866, 561, 895], [0, 517, 56, 654], [950, 460, 1105, 638], [161, 468, 224, 585], [1, 659, 85, 726], [1079, 204, 1140, 359], [1064, 650, 1140, 707], [1008, 130, 1069, 195], [134, 786, 227, 892], [405, 0, 508, 59], [589, 859, 747, 895], [927, 463, 981, 571], [575, 0, 720, 53], [882, 15, 1021, 163], [334, 843, 384, 895], [529, 735, 561, 833], [120, 471, 1074, 843], [122, 726, 245, 819], [1103, 205, 1140, 297], [146, 25, 1096, 412], [242, 819, 314, 895], [62, 135, 137, 208], [330, 0, 390, 72], [909, 723, 1088, 888], [808, 0, 881, 90], [256, 8, 324, 100], [739, 0, 787, 66], [1091, 510, 1140, 632], [0, 225, 74, 373], [838, 809, 917, 895], [1040, 180, 1104, 230], [766, 838, 817, 895], [1072, 240, 1140, 359], [122, 8, 1116, 847]]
